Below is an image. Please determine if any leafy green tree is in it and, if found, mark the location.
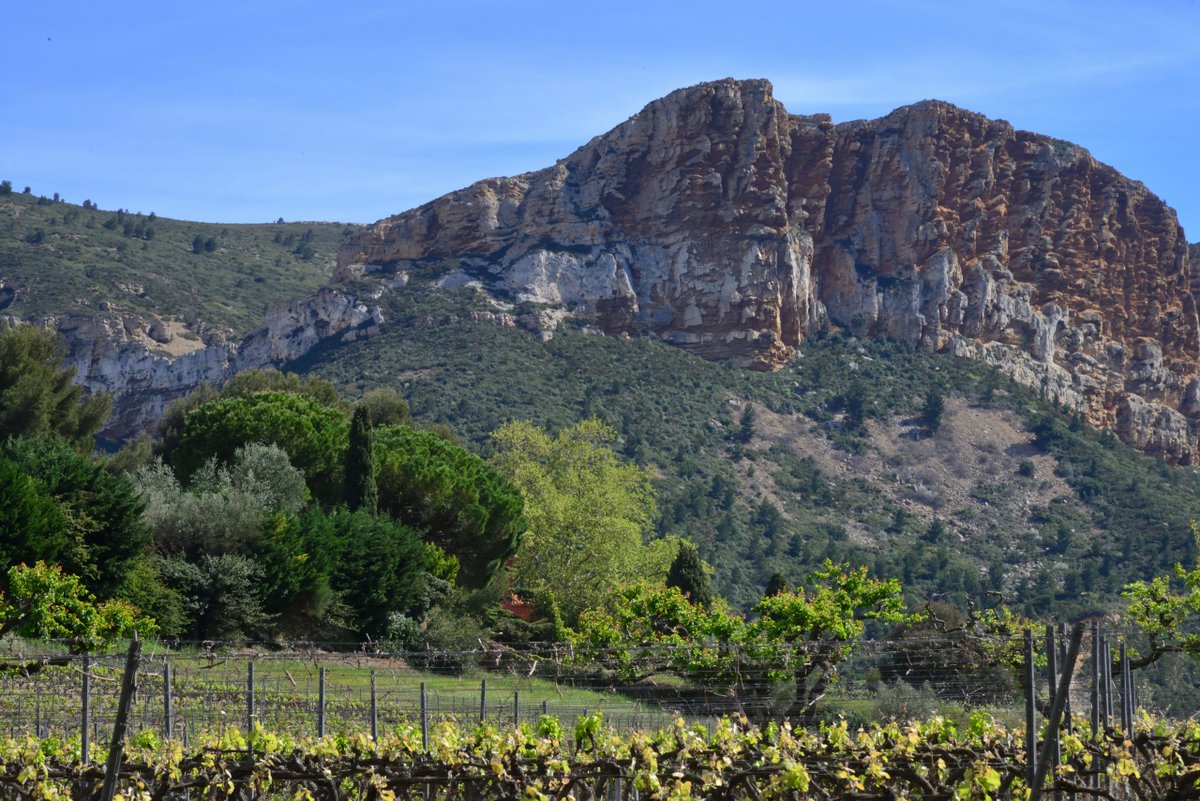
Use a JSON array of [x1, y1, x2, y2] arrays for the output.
[[666, 541, 714, 607], [322, 508, 432, 637], [138, 445, 307, 559], [573, 561, 909, 718], [252, 507, 435, 638], [754, 499, 785, 539], [0, 459, 71, 568], [490, 419, 670, 622], [1123, 522, 1200, 667], [191, 235, 204, 254], [107, 432, 155, 475], [358, 387, 410, 426], [153, 384, 219, 462], [112, 556, 187, 639], [170, 391, 348, 503], [765, 571, 788, 597], [0, 562, 152, 650], [220, 369, 339, 406], [158, 553, 270, 641], [0, 436, 150, 597], [344, 406, 377, 513], [737, 405, 755, 444], [376, 423, 524, 588], [0, 323, 111, 448], [0, 180, 11, 196], [155, 371, 338, 466], [842, 381, 870, 431], [253, 512, 339, 635]]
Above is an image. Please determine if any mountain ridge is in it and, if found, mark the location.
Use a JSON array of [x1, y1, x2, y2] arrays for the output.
[[6, 84, 1200, 623], [339, 77, 1198, 461]]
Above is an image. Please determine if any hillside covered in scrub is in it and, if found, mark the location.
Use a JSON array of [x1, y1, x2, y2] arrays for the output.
[[4, 78, 1200, 650]]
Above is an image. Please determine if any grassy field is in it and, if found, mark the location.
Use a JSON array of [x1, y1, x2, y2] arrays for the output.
[[1, 639, 1037, 745], [0, 642, 668, 745]]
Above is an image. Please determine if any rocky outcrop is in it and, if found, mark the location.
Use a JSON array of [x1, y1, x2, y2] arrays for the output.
[[49, 288, 383, 441], [339, 78, 1198, 461]]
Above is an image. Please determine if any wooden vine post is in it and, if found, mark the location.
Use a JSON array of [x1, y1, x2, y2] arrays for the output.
[[1031, 622, 1084, 801], [99, 633, 142, 801]]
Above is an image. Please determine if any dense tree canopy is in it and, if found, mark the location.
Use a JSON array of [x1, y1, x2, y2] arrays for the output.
[[666, 541, 714, 608], [490, 419, 672, 622], [0, 436, 149, 597], [375, 424, 524, 588], [138, 444, 308, 559], [0, 323, 110, 448], [171, 391, 348, 503], [155, 370, 339, 466], [357, 387, 410, 427], [296, 508, 432, 638]]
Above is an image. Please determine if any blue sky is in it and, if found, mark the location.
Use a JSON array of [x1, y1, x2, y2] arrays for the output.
[[6, 1, 1200, 239]]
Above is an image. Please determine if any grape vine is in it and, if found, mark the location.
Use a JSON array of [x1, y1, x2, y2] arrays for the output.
[[2, 713, 1198, 800]]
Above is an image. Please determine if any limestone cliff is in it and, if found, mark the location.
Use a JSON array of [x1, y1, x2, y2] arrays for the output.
[[43, 288, 383, 441], [339, 78, 1197, 461]]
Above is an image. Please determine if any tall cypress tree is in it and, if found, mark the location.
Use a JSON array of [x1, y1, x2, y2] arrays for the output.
[[344, 405, 377, 513], [666, 541, 714, 607]]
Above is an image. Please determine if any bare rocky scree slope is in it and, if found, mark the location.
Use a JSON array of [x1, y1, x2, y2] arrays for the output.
[[339, 78, 1199, 461]]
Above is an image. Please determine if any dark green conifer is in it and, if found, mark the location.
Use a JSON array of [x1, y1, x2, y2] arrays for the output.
[[764, 571, 788, 597], [921, 387, 945, 434], [666, 541, 714, 607], [344, 405, 377, 513]]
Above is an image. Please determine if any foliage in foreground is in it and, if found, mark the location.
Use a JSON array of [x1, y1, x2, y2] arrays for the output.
[[571, 562, 909, 718], [2, 712, 1197, 800], [1123, 520, 1200, 668], [0, 561, 151, 650]]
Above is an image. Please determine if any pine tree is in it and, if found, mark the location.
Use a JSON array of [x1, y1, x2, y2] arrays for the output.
[[666, 541, 714, 607], [921, 387, 945, 434], [737, 404, 755, 443], [843, 381, 869, 431], [765, 571, 788, 597], [344, 406, 377, 513]]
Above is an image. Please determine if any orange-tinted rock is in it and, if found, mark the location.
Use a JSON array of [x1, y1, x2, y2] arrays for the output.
[[340, 79, 1198, 460]]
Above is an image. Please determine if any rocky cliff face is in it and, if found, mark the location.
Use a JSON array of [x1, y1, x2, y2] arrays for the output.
[[339, 78, 1198, 461], [46, 288, 383, 441]]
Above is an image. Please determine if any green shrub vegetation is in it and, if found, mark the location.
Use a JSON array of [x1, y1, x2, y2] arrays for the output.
[[0, 435, 150, 595], [294, 274, 1200, 617], [375, 423, 524, 589], [0, 191, 349, 336]]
